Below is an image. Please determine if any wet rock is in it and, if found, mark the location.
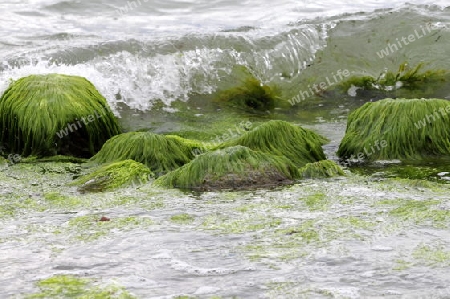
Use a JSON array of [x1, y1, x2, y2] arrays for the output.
[[0, 74, 121, 158], [90, 131, 196, 176], [155, 145, 300, 191], [218, 120, 328, 167], [70, 159, 152, 192], [338, 98, 450, 162]]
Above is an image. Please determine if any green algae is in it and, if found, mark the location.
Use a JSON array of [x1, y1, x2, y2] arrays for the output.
[[155, 145, 300, 191], [385, 165, 441, 181], [26, 275, 136, 299], [0, 205, 15, 219], [301, 192, 328, 211], [279, 220, 322, 244], [70, 160, 152, 193], [216, 76, 281, 113], [90, 132, 194, 176], [378, 175, 450, 193], [0, 74, 121, 158], [165, 135, 206, 154], [218, 120, 327, 167], [202, 212, 282, 234], [170, 213, 195, 224], [337, 98, 450, 162], [377, 199, 450, 228], [265, 282, 336, 299], [0, 155, 8, 169], [351, 164, 449, 186], [393, 259, 413, 271], [337, 216, 374, 230], [299, 160, 345, 179], [0, 159, 168, 223], [413, 244, 450, 267], [226, 181, 388, 263], [20, 155, 88, 164], [44, 192, 83, 208], [65, 215, 154, 242], [337, 62, 447, 96]]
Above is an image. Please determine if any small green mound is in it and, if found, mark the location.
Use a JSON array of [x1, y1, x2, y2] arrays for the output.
[[216, 77, 280, 113], [70, 159, 152, 192], [0, 74, 121, 157], [218, 120, 327, 167], [90, 132, 195, 176], [26, 275, 136, 299], [337, 98, 450, 162], [338, 63, 446, 94], [299, 160, 345, 178], [155, 145, 300, 191]]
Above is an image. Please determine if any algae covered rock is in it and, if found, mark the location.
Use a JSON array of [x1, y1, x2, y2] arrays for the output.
[[0, 74, 121, 157], [299, 160, 345, 178], [337, 98, 450, 162], [155, 145, 300, 191], [71, 159, 152, 193], [219, 120, 327, 167], [91, 132, 195, 176]]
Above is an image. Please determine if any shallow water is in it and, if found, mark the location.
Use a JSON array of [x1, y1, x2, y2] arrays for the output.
[[2, 161, 450, 298], [1, 0, 450, 298]]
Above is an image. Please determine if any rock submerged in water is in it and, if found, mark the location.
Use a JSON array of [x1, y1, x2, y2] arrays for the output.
[[90, 131, 195, 176], [337, 98, 450, 162], [0, 74, 121, 158], [218, 120, 328, 167], [216, 74, 280, 113], [155, 145, 300, 191], [70, 159, 152, 193]]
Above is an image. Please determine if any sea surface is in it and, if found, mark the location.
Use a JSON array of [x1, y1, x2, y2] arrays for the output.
[[1, 1, 450, 298]]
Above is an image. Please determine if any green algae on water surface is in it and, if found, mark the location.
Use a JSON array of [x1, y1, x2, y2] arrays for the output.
[[350, 162, 450, 185], [301, 192, 328, 211], [44, 192, 83, 208], [218, 120, 327, 167], [70, 160, 152, 193], [155, 145, 300, 191], [377, 198, 450, 228], [337, 63, 447, 96], [412, 244, 450, 267], [337, 98, 450, 162], [0, 74, 121, 158], [26, 275, 136, 299], [170, 213, 195, 224], [202, 212, 282, 234], [91, 132, 195, 176], [20, 155, 88, 164], [299, 160, 345, 179], [65, 215, 154, 242]]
